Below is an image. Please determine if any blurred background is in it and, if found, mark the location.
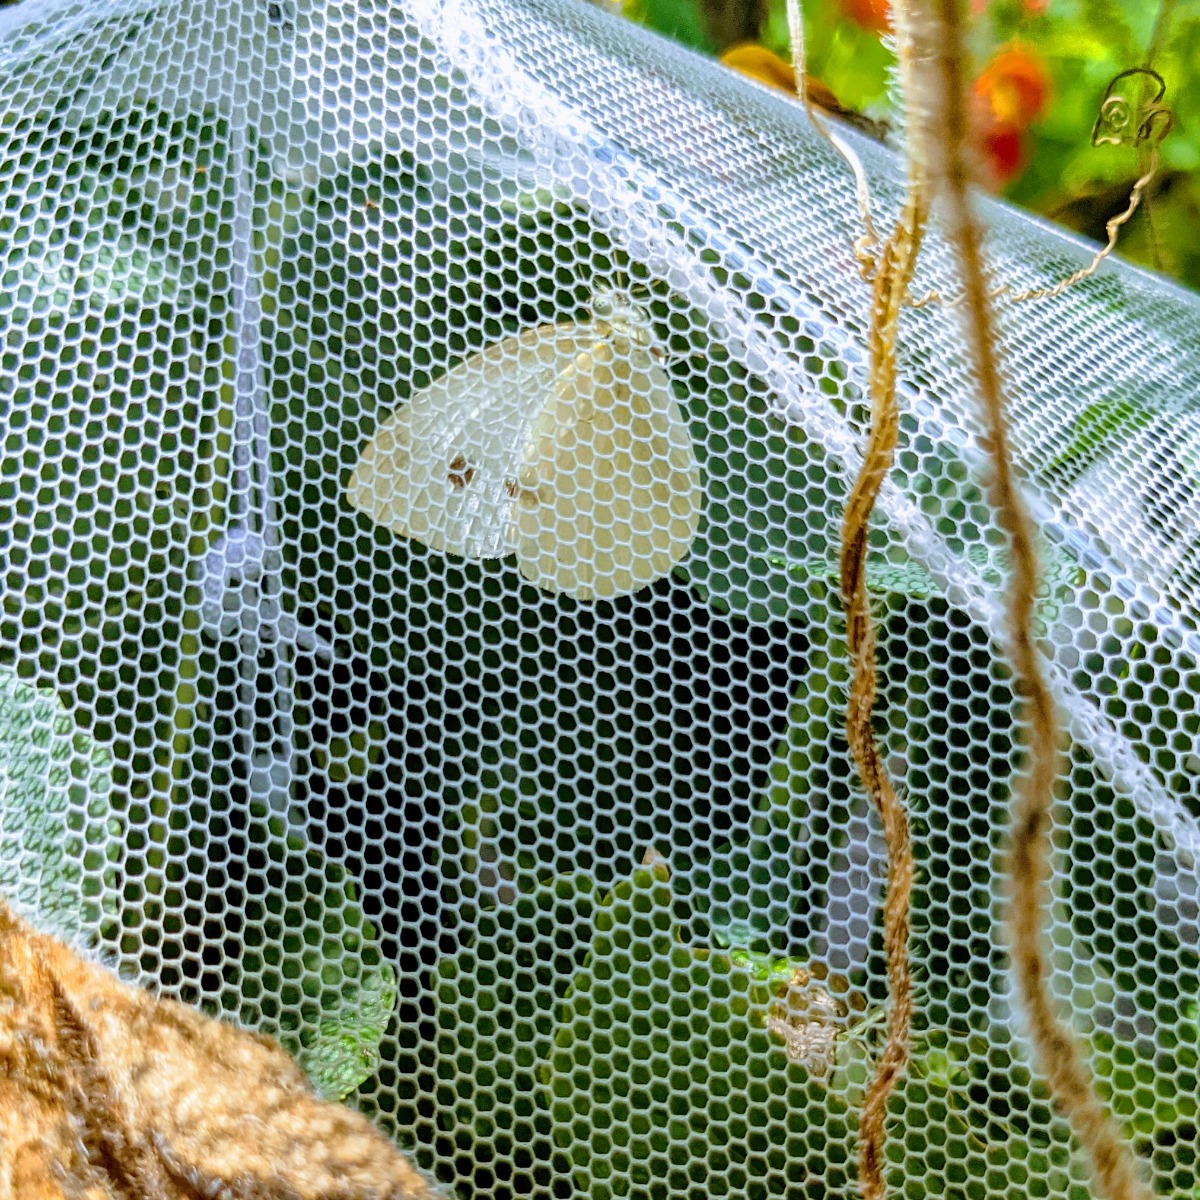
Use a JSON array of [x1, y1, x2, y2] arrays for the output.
[[1, 0, 1191, 288], [613, 0, 1200, 292]]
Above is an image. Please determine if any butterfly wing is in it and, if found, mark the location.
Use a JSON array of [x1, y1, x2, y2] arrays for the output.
[[346, 324, 591, 559], [511, 332, 702, 601]]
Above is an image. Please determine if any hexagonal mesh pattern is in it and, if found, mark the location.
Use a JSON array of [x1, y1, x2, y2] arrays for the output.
[[0, 0, 1197, 1196]]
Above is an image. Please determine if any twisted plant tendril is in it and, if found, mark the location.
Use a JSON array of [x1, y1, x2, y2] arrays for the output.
[[799, 0, 932, 1189], [784, 21, 1173, 311], [912, 66, 1174, 308], [918, 2, 1153, 1198], [838, 201, 922, 1200], [1006, 150, 1160, 303], [1006, 67, 1173, 302]]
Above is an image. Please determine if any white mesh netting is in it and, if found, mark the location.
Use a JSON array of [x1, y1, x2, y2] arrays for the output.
[[0, 0, 1197, 1196]]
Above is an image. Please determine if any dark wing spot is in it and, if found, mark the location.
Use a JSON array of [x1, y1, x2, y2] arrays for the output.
[[448, 454, 476, 489], [503, 478, 519, 498]]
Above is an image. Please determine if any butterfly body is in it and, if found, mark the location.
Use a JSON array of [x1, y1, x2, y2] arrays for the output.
[[347, 291, 702, 601]]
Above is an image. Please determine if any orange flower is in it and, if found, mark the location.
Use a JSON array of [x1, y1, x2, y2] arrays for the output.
[[978, 123, 1026, 188], [974, 43, 1051, 129], [837, 0, 891, 34]]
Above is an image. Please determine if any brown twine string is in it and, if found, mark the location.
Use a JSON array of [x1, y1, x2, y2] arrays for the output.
[[836, 2, 940, 1193], [782, 5, 1165, 1196], [919, 2, 1153, 1199], [786, 0, 931, 1191], [835, 30, 931, 1167], [839, 200, 922, 1200]]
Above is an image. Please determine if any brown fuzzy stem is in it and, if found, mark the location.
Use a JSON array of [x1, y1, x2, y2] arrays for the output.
[[833, 0, 936, 1192], [840, 193, 925, 1200], [920, 2, 1153, 1199]]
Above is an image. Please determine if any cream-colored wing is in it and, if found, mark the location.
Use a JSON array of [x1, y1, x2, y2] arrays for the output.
[[345, 324, 591, 559], [511, 333, 702, 601]]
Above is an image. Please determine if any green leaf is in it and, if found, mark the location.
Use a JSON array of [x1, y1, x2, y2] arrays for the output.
[[433, 873, 597, 1148], [1045, 395, 1158, 488], [677, 352, 842, 626], [688, 526, 1080, 630], [0, 228, 194, 321], [779, 541, 1079, 606], [690, 835, 795, 953], [0, 149, 224, 756], [544, 860, 855, 1200], [676, 340, 1079, 627], [0, 668, 115, 941], [1092, 998, 1200, 1141], [241, 806, 397, 1100], [681, 547, 942, 618]]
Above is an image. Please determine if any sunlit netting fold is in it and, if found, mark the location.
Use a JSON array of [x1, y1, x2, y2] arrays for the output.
[[0, 0, 1196, 1196]]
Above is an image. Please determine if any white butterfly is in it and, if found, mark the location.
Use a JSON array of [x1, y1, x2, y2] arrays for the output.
[[346, 289, 702, 601]]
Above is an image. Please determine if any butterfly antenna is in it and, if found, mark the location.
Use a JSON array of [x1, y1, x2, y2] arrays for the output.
[[630, 277, 655, 303], [613, 262, 631, 302], [560, 255, 585, 315]]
